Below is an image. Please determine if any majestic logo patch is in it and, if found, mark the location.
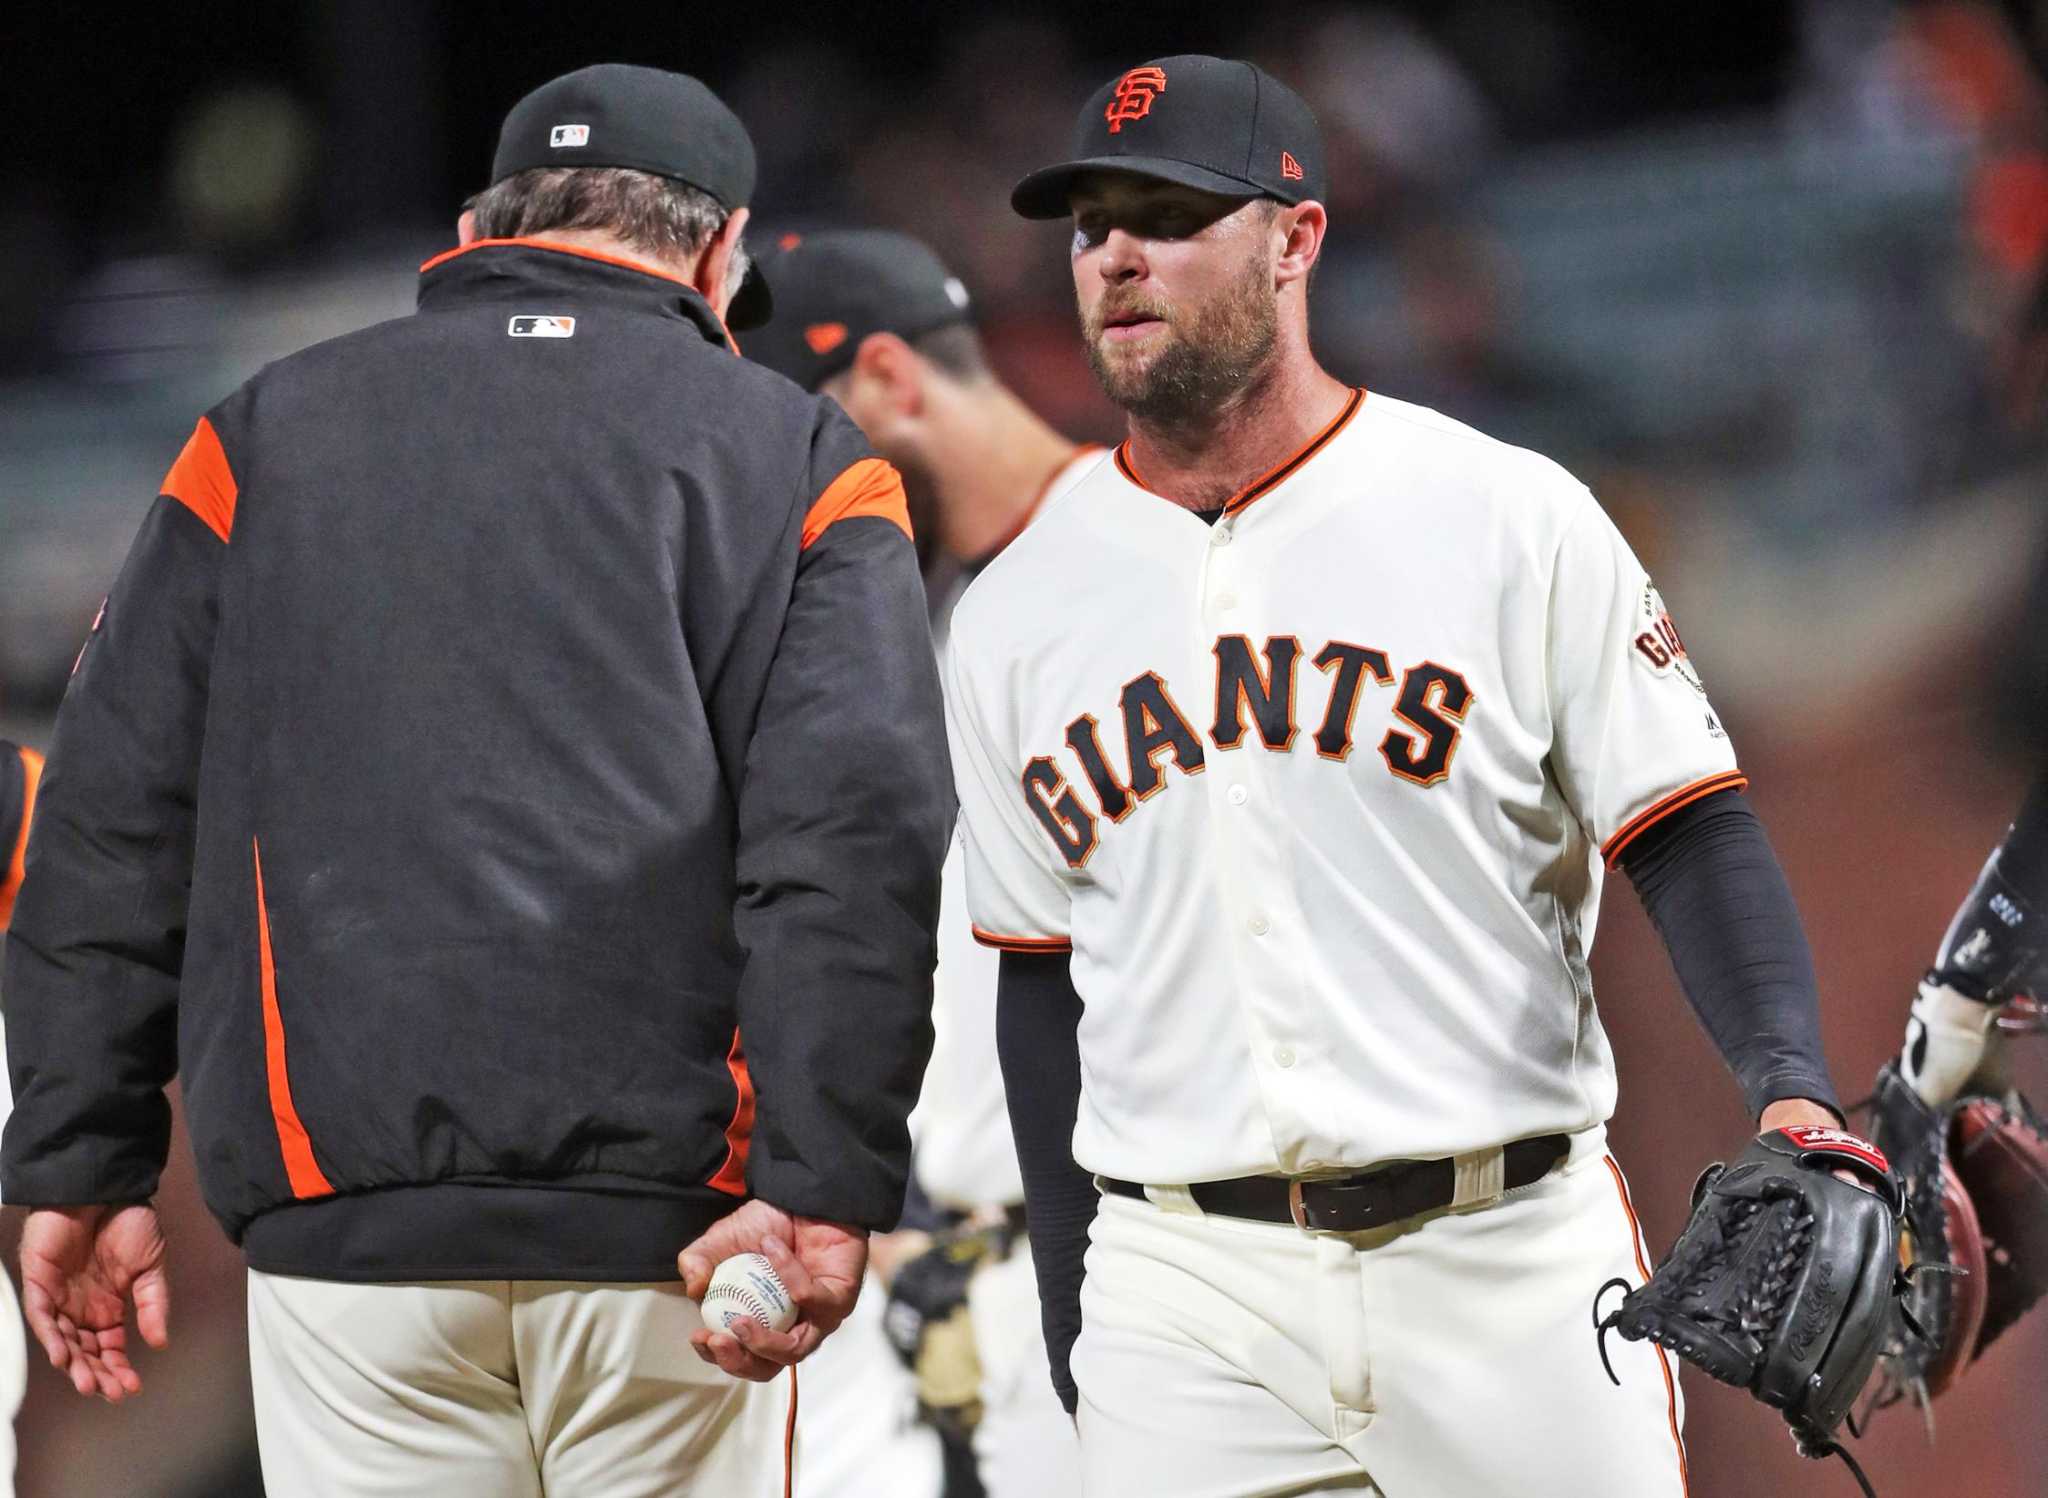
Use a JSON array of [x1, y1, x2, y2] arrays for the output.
[[804, 322, 849, 355], [1105, 67, 1167, 133], [1630, 583, 1706, 696], [1280, 150, 1305, 181], [508, 315, 576, 338], [549, 124, 590, 148]]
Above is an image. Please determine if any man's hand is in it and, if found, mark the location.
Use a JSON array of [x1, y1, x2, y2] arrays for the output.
[[678, 1200, 868, 1382], [1759, 1097, 1843, 1133], [19, 1204, 170, 1401]]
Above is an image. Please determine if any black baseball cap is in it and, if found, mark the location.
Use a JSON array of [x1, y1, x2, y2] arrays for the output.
[[490, 63, 773, 330], [744, 230, 974, 391], [1012, 55, 1326, 220]]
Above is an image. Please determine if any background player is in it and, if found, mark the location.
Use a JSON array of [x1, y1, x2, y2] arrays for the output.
[[947, 54, 1884, 1496], [0, 738, 41, 1497], [748, 228, 1091, 1498]]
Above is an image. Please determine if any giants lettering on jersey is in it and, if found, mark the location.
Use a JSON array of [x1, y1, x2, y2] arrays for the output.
[[1022, 634, 1472, 867]]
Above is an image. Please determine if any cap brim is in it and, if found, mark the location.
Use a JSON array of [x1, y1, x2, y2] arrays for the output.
[[1011, 156, 1270, 219], [728, 261, 773, 332]]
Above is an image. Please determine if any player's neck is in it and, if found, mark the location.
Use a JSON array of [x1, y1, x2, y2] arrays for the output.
[[1123, 348, 1350, 514], [925, 382, 1081, 563]]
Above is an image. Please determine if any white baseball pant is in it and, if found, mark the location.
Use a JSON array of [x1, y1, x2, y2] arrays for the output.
[[0, 1264, 20, 1497], [247, 1272, 789, 1498], [792, 1267, 943, 1498], [1070, 1127, 1689, 1498], [969, 1237, 1082, 1498]]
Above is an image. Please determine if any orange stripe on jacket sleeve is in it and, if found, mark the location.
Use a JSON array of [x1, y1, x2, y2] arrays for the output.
[[970, 927, 1074, 955], [1601, 770, 1748, 868], [253, 839, 335, 1199], [161, 417, 238, 543], [0, 746, 44, 929], [800, 457, 911, 551], [708, 1028, 756, 1196]]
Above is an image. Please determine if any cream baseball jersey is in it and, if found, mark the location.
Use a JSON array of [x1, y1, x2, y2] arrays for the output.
[[944, 390, 1742, 1185], [912, 446, 1108, 1210]]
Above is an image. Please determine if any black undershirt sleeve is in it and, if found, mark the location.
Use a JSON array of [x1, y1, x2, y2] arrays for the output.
[[995, 949, 1093, 1415], [1617, 786, 1841, 1120], [1997, 764, 2048, 899]]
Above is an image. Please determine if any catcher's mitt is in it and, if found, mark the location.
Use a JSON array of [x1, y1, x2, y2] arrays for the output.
[[1595, 1126, 1904, 1497], [1868, 1060, 2048, 1416]]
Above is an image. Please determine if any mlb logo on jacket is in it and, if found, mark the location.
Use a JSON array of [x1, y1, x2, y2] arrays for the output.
[[509, 315, 576, 338]]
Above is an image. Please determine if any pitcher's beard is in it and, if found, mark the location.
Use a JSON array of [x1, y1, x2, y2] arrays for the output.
[[1085, 260, 1279, 427]]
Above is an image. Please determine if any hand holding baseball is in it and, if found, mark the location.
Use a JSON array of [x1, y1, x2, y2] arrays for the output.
[[679, 1199, 868, 1381]]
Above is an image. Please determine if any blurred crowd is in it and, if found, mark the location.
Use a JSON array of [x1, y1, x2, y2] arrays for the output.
[[3, 3, 2047, 725]]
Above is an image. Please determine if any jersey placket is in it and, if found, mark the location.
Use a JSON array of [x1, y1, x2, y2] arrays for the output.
[[1196, 508, 1328, 1174]]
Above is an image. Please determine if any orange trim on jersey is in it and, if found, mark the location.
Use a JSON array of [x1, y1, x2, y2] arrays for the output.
[[419, 237, 741, 354], [708, 1028, 756, 1196], [161, 417, 238, 543], [782, 1366, 799, 1498], [985, 444, 1106, 560], [1601, 770, 1748, 868], [1605, 1156, 1691, 1496], [1112, 388, 1365, 519], [970, 926, 1074, 955], [0, 746, 44, 929], [254, 839, 336, 1200], [801, 457, 913, 550]]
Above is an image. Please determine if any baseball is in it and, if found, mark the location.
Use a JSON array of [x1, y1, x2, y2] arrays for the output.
[[700, 1252, 798, 1335]]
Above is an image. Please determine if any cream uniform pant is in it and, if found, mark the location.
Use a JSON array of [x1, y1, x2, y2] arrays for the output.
[[0, 1264, 19, 1497], [1070, 1128, 1689, 1498], [247, 1272, 788, 1498]]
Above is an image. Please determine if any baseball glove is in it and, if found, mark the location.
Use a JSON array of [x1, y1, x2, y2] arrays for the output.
[[1595, 1126, 1905, 1497], [1867, 1060, 2048, 1417], [880, 1219, 1013, 1442]]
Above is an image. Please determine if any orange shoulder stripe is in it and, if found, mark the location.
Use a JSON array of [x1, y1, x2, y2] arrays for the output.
[[1601, 769, 1748, 867], [161, 417, 238, 543], [0, 746, 44, 929], [970, 926, 1074, 955], [801, 456, 912, 550]]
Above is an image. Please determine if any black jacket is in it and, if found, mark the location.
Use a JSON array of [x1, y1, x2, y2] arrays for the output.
[[0, 240, 952, 1280]]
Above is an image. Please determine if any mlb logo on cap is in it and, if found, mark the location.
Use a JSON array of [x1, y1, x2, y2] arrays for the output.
[[508, 315, 576, 338], [549, 123, 590, 148]]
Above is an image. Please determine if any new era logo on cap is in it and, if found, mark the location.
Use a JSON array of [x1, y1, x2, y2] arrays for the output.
[[1105, 66, 1167, 133], [549, 123, 590, 148], [1280, 151, 1304, 181], [509, 315, 576, 338]]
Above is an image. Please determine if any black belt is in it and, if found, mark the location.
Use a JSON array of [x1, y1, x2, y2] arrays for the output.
[[1100, 1133, 1571, 1233]]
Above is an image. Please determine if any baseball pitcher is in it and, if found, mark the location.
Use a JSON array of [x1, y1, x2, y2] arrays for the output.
[[948, 54, 1902, 1498]]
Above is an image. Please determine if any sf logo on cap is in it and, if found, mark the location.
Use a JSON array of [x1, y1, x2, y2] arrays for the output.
[[1105, 67, 1167, 133]]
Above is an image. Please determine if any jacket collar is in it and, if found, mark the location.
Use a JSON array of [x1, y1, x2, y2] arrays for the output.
[[416, 238, 738, 353]]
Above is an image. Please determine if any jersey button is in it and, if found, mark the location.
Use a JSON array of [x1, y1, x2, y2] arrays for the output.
[[1210, 527, 1233, 548], [1273, 1045, 1296, 1068], [1249, 913, 1270, 936], [1215, 590, 1239, 610], [1227, 784, 1249, 806]]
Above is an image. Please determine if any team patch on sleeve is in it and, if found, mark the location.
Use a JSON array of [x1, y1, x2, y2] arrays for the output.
[[1628, 583, 1706, 697]]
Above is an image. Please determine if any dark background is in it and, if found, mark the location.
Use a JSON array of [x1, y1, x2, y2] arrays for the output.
[[3, 2, 2047, 1494]]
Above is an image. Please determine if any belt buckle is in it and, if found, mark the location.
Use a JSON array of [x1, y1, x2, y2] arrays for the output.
[[1288, 1178, 1314, 1231]]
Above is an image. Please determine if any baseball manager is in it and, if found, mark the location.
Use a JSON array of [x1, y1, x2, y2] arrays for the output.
[[2, 63, 950, 1497]]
